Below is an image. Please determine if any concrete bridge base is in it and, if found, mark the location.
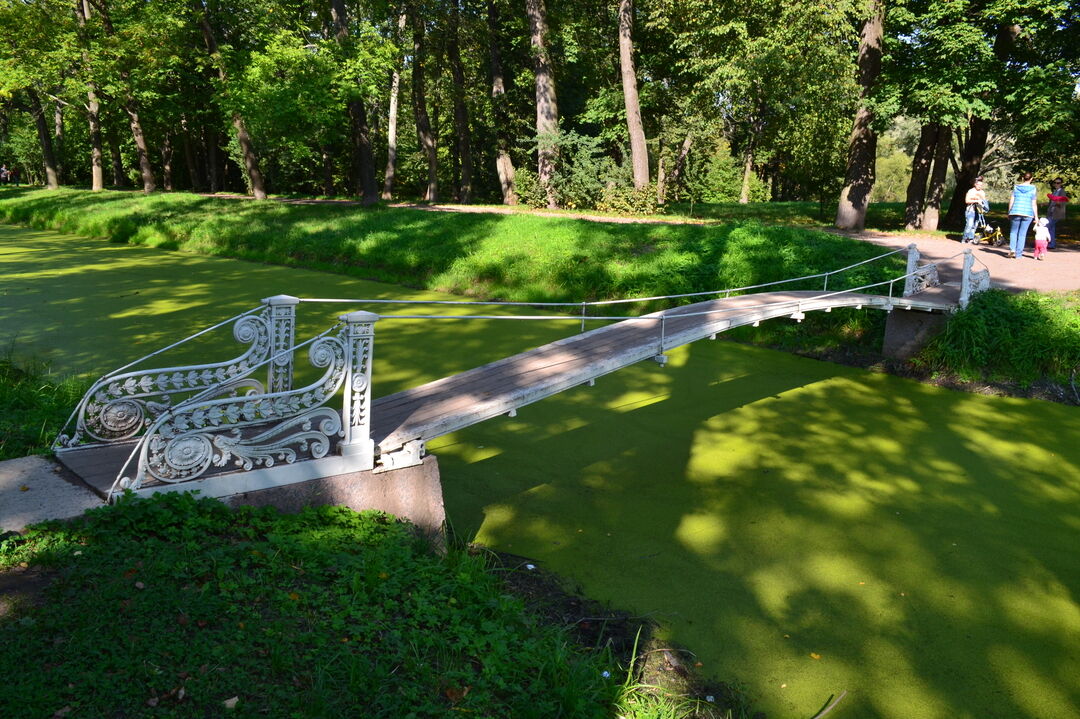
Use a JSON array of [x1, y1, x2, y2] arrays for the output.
[[224, 455, 446, 546], [882, 309, 949, 360]]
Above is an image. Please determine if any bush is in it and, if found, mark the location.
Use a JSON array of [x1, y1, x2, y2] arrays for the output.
[[918, 289, 1080, 384], [0, 354, 87, 460], [595, 183, 664, 215]]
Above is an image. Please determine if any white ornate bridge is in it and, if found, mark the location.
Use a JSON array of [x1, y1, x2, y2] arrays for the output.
[[53, 245, 990, 504]]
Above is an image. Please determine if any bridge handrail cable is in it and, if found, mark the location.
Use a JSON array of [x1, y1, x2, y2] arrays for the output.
[[296, 251, 964, 325], [299, 247, 910, 310]]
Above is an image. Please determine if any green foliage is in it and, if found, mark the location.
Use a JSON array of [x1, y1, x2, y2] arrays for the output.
[[596, 183, 663, 215], [0, 354, 87, 460], [512, 167, 548, 209], [919, 289, 1080, 385], [0, 494, 619, 718], [684, 140, 769, 204]]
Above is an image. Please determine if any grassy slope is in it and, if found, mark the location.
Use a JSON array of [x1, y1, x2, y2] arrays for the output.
[[2, 215, 1078, 718], [0, 187, 902, 305]]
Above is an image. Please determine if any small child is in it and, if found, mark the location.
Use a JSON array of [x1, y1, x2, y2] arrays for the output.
[[1033, 218, 1050, 260]]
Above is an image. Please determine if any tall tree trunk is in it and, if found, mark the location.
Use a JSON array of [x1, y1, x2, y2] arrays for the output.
[[194, 3, 267, 199], [919, 124, 950, 231], [330, 0, 378, 204], [321, 146, 335, 195], [124, 94, 156, 193], [86, 88, 104, 190], [665, 131, 693, 199], [108, 127, 126, 186], [447, 1, 473, 202], [835, 0, 885, 230], [75, 0, 105, 191], [903, 122, 937, 229], [206, 127, 220, 193], [738, 146, 754, 204], [27, 89, 60, 189], [488, 0, 516, 204], [382, 10, 408, 200], [526, 0, 559, 208], [942, 23, 1020, 228], [349, 101, 378, 204], [412, 14, 437, 202], [160, 134, 174, 191], [618, 0, 648, 189], [656, 137, 666, 203], [181, 116, 203, 191], [326, 0, 378, 202], [53, 103, 65, 184]]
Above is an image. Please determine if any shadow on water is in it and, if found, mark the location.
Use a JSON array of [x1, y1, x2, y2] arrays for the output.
[[434, 341, 1080, 719]]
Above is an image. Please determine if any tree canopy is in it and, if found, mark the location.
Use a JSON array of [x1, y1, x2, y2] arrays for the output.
[[0, 0, 1076, 218]]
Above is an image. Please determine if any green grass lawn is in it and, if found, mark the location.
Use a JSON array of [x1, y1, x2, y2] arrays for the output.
[[2, 224, 1078, 719], [0, 495, 621, 718]]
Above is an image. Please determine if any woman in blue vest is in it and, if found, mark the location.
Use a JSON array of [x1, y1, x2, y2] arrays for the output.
[[1007, 172, 1039, 259]]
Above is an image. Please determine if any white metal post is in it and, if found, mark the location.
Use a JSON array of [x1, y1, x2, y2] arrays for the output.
[[902, 243, 920, 297], [339, 310, 379, 469], [959, 250, 974, 310], [263, 295, 299, 393]]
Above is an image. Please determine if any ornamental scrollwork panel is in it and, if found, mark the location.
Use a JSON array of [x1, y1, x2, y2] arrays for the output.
[[121, 333, 349, 490], [58, 310, 273, 448]]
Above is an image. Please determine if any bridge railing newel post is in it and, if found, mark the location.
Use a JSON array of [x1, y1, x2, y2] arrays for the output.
[[959, 249, 974, 310], [903, 243, 920, 297], [263, 294, 300, 393], [338, 310, 379, 470]]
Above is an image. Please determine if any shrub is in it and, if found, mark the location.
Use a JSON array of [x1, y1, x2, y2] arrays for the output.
[[596, 183, 664, 215], [918, 289, 1080, 384], [0, 354, 87, 460]]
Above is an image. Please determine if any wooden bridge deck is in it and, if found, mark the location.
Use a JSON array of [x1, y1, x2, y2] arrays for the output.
[[369, 289, 951, 455]]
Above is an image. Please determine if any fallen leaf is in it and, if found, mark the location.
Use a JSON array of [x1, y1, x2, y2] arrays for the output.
[[810, 653, 822, 660], [288, 592, 300, 601], [694, 661, 703, 668], [146, 697, 159, 707], [223, 696, 239, 710], [52, 706, 72, 718], [19, 485, 29, 492], [177, 614, 189, 627]]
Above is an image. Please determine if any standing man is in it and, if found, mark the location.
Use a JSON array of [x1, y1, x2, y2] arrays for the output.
[[961, 176, 989, 244]]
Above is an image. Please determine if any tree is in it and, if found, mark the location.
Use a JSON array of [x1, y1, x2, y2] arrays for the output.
[[526, 0, 558, 208], [410, 5, 437, 201], [835, 0, 885, 230], [192, 0, 267, 199], [618, 0, 647, 189], [487, 0, 516, 203]]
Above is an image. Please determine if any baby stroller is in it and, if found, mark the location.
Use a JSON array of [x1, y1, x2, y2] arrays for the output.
[[970, 206, 1005, 246]]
